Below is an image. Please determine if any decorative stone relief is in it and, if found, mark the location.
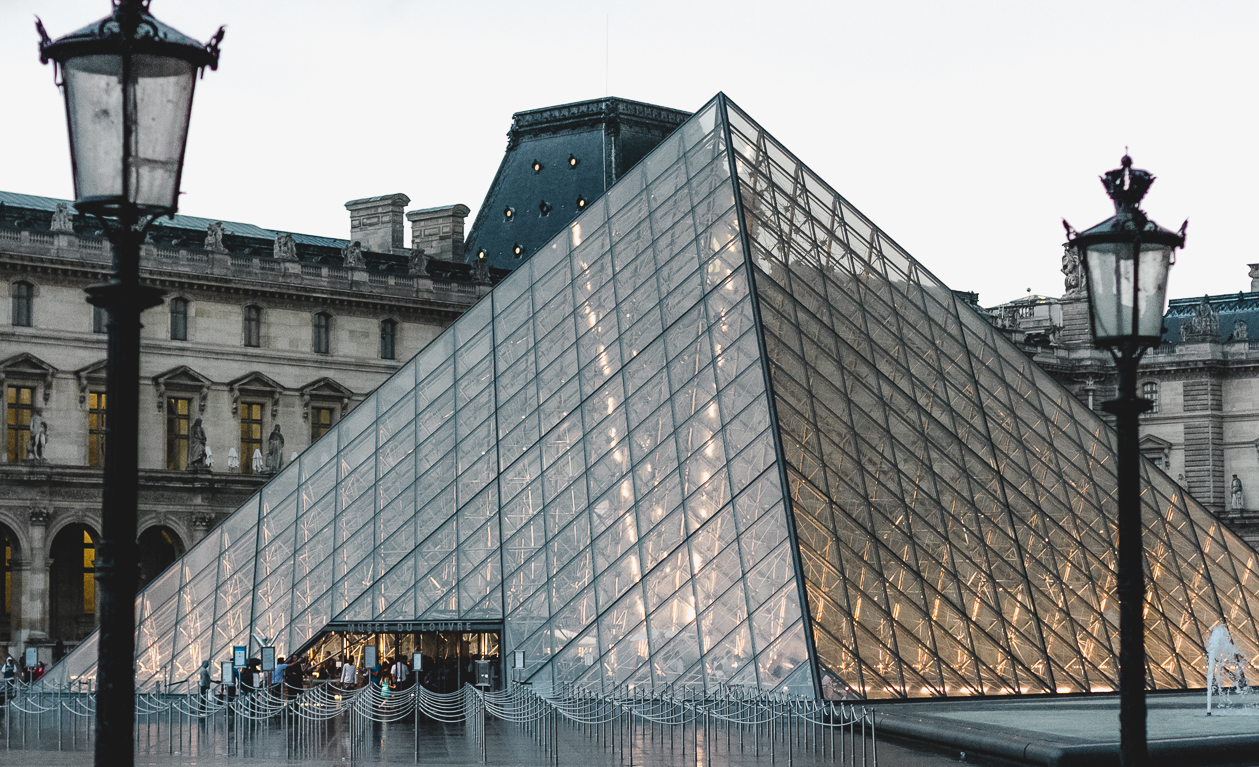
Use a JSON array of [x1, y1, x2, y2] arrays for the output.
[[472, 257, 490, 285], [1234, 320, 1248, 341], [191, 512, 215, 530], [28, 507, 52, 525], [1061, 244, 1084, 297]]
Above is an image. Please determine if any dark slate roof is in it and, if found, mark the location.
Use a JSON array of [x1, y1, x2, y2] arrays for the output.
[[0, 190, 507, 282], [1164, 291, 1259, 343], [463, 97, 691, 272]]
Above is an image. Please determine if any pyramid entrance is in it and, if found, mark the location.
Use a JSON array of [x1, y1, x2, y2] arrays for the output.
[[300, 622, 503, 693], [42, 94, 1259, 700]]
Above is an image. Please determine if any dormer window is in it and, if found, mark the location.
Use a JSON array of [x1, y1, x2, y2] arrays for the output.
[[539, 200, 552, 217], [513, 243, 523, 258], [504, 207, 514, 221], [576, 196, 587, 210], [568, 154, 579, 168], [531, 160, 543, 174]]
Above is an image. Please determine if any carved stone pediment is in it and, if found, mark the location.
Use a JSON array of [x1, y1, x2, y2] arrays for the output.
[[299, 377, 353, 420], [153, 365, 212, 413], [1139, 434, 1173, 470], [0, 352, 57, 404], [76, 359, 108, 408], [229, 371, 284, 418]]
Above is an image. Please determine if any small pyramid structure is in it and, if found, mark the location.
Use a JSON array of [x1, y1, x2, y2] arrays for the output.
[[46, 95, 1259, 699]]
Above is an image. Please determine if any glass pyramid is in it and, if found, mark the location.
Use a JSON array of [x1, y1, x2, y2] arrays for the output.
[[45, 95, 1259, 700]]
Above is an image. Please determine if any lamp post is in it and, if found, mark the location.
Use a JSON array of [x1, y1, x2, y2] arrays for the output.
[[1065, 155, 1185, 767], [37, 3, 222, 765]]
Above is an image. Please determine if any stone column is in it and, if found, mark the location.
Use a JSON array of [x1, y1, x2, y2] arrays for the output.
[[16, 508, 51, 652], [191, 513, 215, 546]]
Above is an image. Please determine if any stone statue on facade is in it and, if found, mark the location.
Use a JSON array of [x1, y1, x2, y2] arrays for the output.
[[408, 247, 429, 277], [27, 409, 47, 462], [341, 240, 363, 269], [205, 221, 228, 253], [264, 424, 285, 474], [273, 232, 298, 262], [472, 255, 490, 285], [187, 417, 209, 470], [50, 202, 74, 233], [1235, 320, 1249, 341], [1233, 475, 1245, 511], [1061, 244, 1085, 297], [1184, 295, 1220, 342]]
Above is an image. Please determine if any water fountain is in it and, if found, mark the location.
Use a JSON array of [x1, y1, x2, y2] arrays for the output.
[[1206, 624, 1254, 714]]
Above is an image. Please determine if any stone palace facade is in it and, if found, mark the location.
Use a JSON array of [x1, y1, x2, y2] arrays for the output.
[[0, 190, 500, 662], [985, 255, 1259, 544]]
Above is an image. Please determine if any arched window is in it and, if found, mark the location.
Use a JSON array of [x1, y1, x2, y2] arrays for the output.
[[11, 282, 32, 327], [243, 305, 261, 348], [1142, 381, 1159, 414], [313, 312, 331, 355], [170, 297, 189, 341], [380, 319, 397, 360]]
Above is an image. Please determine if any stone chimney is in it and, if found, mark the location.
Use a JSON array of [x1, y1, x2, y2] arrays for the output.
[[407, 204, 471, 262], [345, 193, 410, 253], [1249, 263, 1259, 292]]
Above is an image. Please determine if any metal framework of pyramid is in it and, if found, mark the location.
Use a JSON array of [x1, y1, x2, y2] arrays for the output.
[[46, 95, 1259, 700]]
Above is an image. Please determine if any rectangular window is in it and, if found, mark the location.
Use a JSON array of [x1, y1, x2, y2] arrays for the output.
[[4, 538, 10, 616], [165, 397, 190, 470], [92, 305, 107, 334], [82, 531, 95, 614], [240, 402, 264, 474], [6, 386, 34, 463], [244, 306, 261, 348], [313, 313, 330, 355], [170, 298, 188, 341], [11, 283, 32, 327], [88, 391, 107, 468], [380, 320, 396, 360], [311, 406, 335, 443], [1142, 381, 1159, 414]]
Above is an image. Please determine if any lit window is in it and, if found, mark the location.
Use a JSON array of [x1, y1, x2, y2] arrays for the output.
[[513, 243, 523, 258], [568, 154, 579, 167], [170, 297, 188, 341], [243, 305, 261, 348], [539, 200, 552, 217], [88, 391, 107, 467], [240, 402, 263, 474], [380, 318, 397, 360], [576, 196, 587, 209], [1142, 381, 1159, 414], [11, 282, 32, 327], [504, 207, 514, 220], [313, 312, 331, 355], [531, 160, 543, 173], [477, 248, 487, 260], [92, 305, 107, 334], [311, 406, 335, 443], [81, 531, 95, 614], [5, 386, 34, 463], [165, 397, 190, 470]]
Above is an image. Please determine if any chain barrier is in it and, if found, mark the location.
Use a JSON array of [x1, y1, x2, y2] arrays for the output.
[[0, 677, 877, 765]]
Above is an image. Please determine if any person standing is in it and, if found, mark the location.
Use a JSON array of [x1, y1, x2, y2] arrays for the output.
[[339, 658, 357, 690], [197, 660, 216, 715], [392, 656, 409, 690], [272, 656, 287, 697]]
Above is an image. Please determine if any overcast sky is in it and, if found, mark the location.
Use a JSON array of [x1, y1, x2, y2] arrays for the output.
[[2, 1, 1255, 306]]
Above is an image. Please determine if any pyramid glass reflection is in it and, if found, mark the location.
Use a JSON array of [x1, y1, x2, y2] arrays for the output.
[[45, 95, 1259, 699]]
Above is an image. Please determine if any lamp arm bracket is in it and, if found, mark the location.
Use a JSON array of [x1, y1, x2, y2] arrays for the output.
[[202, 26, 225, 75]]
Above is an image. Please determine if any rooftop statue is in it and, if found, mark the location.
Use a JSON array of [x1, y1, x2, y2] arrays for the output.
[[273, 232, 298, 262], [341, 240, 363, 269], [205, 221, 228, 254], [50, 202, 74, 233]]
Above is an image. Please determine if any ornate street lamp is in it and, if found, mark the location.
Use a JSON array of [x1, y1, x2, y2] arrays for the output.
[[37, 2, 222, 764], [1065, 155, 1185, 767]]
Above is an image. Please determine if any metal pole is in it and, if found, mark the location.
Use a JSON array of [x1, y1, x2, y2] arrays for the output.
[[1102, 349, 1150, 767]]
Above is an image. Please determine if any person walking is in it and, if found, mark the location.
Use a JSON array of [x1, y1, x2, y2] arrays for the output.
[[1, 657, 15, 704], [391, 656, 409, 690]]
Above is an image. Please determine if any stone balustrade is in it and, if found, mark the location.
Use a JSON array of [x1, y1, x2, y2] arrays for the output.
[[0, 226, 480, 302]]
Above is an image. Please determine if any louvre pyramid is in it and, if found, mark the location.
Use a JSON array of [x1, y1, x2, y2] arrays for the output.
[[45, 95, 1259, 699]]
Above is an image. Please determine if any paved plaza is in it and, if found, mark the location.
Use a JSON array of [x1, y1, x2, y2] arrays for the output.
[[0, 714, 957, 767]]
